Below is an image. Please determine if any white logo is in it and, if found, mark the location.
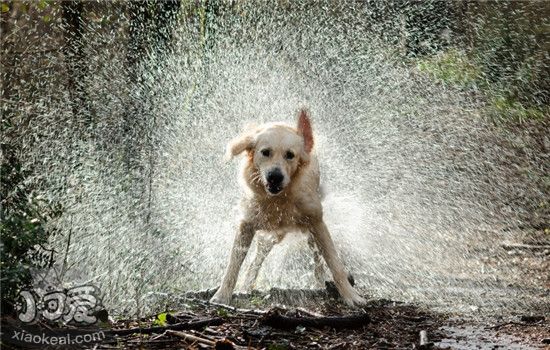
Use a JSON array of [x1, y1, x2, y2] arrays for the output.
[[16, 285, 102, 325]]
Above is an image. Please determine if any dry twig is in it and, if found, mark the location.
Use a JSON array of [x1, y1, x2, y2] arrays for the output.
[[261, 309, 370, 329], [105, 317, 225, 336]]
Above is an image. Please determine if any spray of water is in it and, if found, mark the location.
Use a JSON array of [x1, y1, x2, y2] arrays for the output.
[[3, 1, 547, 317]]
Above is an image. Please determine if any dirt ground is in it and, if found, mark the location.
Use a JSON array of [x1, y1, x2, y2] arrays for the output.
[[1, 229, 548, 349], [83, 291, 550, 349], [4, 289, 547, 350]]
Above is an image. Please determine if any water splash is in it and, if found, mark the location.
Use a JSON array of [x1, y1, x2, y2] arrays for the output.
[[3, 1, 547, 317]]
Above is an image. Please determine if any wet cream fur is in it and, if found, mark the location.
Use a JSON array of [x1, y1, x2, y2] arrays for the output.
[[211, 109, 366, 307]]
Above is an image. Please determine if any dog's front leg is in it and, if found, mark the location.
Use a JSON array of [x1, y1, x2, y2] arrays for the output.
[[243, 232, 277, 291], [210, 221, 255, 305], [310, 220, 366, 307]]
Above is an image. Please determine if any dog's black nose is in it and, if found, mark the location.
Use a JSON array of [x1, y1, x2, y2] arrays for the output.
[[267, 169, 284, 186]]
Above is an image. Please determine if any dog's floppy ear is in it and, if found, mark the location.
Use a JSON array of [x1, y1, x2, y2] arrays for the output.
[[225, 131, 256, 161], [297, 108, 314, 156]]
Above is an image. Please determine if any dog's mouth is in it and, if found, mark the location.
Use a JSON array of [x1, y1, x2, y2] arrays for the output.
[[263, 168, 286, 196], [266, 184, 283, 195]]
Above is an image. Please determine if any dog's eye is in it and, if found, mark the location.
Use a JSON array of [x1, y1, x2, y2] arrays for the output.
[[285, 151, 295, 160], [261, 149, 271, 157]]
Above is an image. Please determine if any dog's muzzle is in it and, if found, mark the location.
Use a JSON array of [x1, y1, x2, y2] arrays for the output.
[[266, 169, 284, 194]]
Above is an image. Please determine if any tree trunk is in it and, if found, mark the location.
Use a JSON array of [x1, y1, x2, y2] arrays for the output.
[[124, 0, 181, 226], [62, 1, 90, 132]]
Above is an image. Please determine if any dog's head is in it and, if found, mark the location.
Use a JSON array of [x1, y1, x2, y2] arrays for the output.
[[226, 108, 314, 196]]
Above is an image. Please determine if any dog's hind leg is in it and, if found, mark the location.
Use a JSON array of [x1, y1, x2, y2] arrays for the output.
[[210, 221, 255, 305], [307, 233, 327, 288], [242, 231, 277, 292], [309, 220, 366, 307]]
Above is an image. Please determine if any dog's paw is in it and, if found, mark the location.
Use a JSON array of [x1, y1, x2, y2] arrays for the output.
[[209, 292, 232, 305], [343, 293, 367, 307], [340, 287, 367, 307], [327, 281, 367, 307], [325, 274, 356, 298], [351, 294, 367, 307]]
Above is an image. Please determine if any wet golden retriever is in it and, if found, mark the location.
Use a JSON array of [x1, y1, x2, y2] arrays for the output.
[[210, 108, 366, 307]]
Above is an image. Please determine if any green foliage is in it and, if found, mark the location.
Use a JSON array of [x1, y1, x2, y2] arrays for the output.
[[250, 295, 264, 307], [216, 308, 229, 318], [414, 2, 549, 123], [152, 312, 169, 326], [417, 47, 548, 122], [37, 0, 52, 11], [488, 96, 548, 123], [416, 49, 482, 88], [0, 143, 61, 311], [416, 2, 549, 124], [468, 2, 549, 121]]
